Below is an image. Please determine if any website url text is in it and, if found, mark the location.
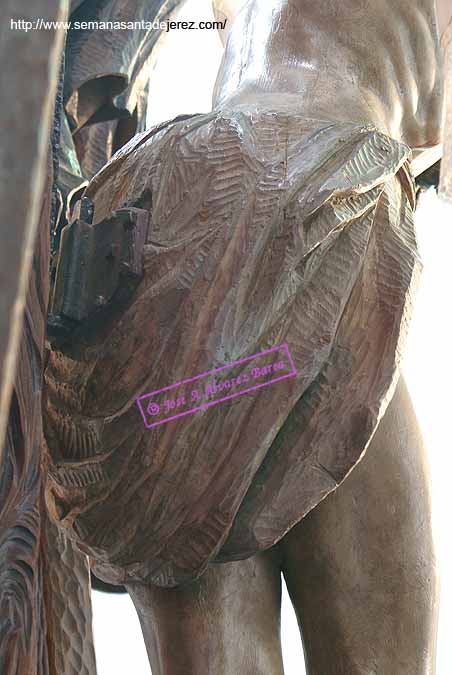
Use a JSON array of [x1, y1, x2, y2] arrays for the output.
[[10, 18, 227, 33]]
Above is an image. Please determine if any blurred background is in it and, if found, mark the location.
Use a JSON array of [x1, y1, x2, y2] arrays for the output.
[[92, 0, 452, 671]]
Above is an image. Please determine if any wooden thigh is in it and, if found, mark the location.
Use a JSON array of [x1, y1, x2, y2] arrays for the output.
[[127, 547, 284, 675], [280, 377, 439, 674]]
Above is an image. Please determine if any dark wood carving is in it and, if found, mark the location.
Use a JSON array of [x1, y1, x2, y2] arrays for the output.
[[0, 144, 96, 675], [0, 2, 66, 672], [0, 162, 53, 674], [0, 3, 97, 673], [64, 0, 187, 131], [2, 0, 450, 673], [42, 514, 96, 675], [0, 0, 66, 454], [44, 111, 421, 588], [1, 1, 191, 672]]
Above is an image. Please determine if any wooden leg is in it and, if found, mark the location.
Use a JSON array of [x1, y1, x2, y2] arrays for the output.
[[127, 547, 284, 675], [280, 378, 439, 674]]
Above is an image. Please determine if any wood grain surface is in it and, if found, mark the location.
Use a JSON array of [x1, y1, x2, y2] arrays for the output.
[[44, 109, 420, 588]]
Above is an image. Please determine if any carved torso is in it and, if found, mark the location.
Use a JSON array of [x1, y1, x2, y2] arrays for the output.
[[214, 0, 444, 148]]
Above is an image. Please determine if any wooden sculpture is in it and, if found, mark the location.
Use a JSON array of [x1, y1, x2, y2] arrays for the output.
[[1, 0, 451, 673]]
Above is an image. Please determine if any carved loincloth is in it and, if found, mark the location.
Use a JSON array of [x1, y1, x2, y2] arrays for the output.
[[44, 109, 421, 587]]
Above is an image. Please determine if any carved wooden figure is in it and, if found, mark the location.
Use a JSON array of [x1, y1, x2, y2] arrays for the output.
[[2, 0, 451, 673], [0, 3, 97, 674], [1, 2, 186, 673]]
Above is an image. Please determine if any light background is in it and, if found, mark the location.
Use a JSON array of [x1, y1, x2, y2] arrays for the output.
[[92, 1, 452, 671]]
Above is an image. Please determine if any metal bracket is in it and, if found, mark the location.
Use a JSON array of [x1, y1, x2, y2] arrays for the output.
[[47, 197, 149, 347]]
